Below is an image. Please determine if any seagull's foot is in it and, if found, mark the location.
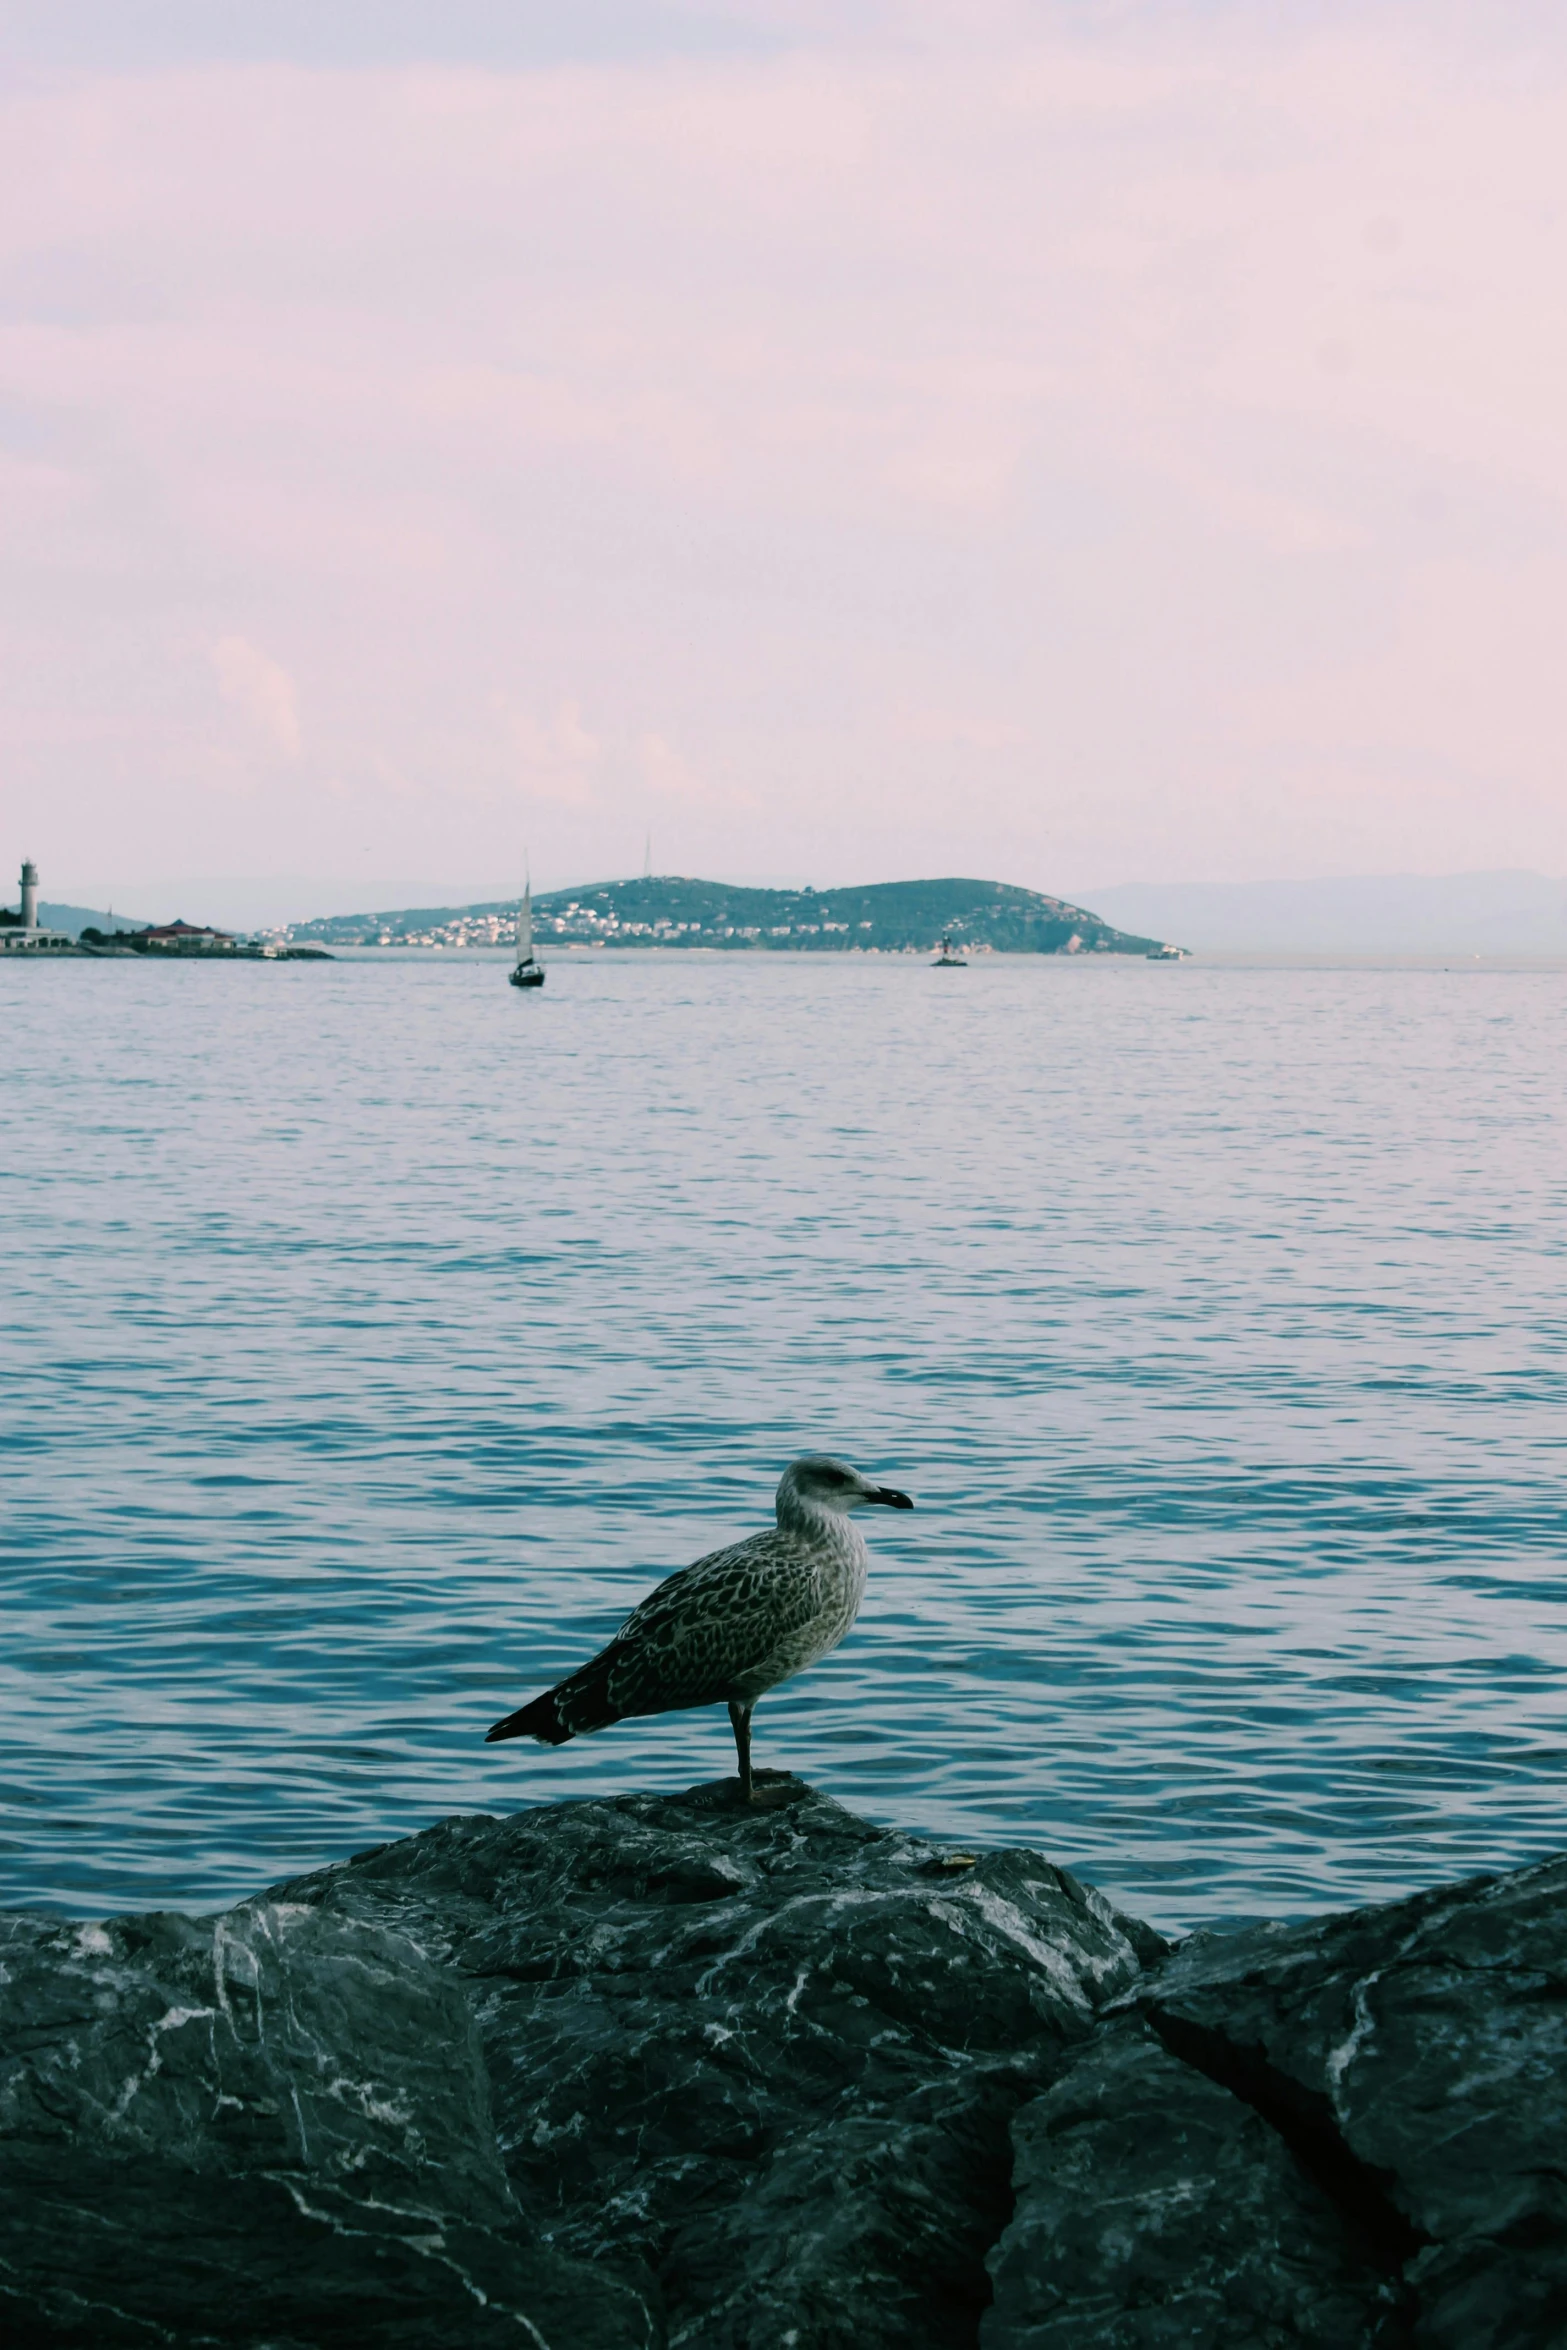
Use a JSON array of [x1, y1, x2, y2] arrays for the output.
[[734, 1769, 796, 1810]]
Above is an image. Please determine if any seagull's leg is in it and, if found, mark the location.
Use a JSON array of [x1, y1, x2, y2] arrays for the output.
[[728, 1700, 754, 1803]]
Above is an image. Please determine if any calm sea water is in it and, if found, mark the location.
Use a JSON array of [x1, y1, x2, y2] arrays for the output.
[[4, 951, 1565, 1931]]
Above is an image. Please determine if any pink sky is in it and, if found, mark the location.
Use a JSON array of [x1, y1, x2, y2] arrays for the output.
[[5, 2, 1567, 910]]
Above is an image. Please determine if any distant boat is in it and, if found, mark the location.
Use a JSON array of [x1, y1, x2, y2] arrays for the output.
[[509, 879, 545, 989], [931, 934, 967, 968], [1145, 943, 1185, 961]]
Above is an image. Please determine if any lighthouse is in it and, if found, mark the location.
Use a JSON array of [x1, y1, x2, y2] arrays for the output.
[[1, 859, 72, 954]]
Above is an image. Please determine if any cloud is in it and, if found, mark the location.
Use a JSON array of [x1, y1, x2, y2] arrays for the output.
[[506, 701, 603, 805], [896, 708, 1029, 751], [638, 732, 703, 799], [211, 637, 301, 758]]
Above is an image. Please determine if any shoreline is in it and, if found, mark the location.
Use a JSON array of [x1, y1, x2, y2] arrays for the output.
[[17, 939, 1567, 971]]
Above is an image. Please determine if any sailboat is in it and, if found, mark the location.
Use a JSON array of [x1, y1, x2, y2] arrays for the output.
[[508, 876, 545, 988]]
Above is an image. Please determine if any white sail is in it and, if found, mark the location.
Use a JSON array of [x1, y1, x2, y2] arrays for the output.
[[515, 881, 534, 964]]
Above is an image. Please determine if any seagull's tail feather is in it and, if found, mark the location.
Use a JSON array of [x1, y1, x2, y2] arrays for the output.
[[484, 1690, 573, 1745], [484, 1647, 624, 1746]]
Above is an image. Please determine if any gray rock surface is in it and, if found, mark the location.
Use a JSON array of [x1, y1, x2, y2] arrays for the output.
[[0, 1779, 1153, 2348], [0, 1895, 652, 2348], [984, 1852, 1567, 2350], [985, 2016, 1406, 2348], [272, 1777, 1154, 2348], [3, 1781, 1561, 2350]]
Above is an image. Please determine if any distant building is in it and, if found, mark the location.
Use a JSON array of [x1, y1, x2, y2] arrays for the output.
[[0, 860, 74, 953], [129, 920, 236, 954]]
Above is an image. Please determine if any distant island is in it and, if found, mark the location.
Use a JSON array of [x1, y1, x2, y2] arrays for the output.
[[280, 876, 1166, 957]]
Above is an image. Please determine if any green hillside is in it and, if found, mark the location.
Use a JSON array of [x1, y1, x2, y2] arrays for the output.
[[284, 875, 1164, 956]]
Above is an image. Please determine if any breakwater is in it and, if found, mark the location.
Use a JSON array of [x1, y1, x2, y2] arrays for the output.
[[3, 1780, 1559, 2346]]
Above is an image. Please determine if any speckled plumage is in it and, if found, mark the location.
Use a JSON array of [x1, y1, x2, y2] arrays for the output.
[[484, 1455, 913, 1796]]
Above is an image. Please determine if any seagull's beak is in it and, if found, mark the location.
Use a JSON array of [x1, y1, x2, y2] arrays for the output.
[[867, 1486, 914, 1509]]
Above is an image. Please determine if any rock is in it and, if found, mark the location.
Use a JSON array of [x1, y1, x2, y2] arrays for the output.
[[984, 1852, 1567, 2350], [0, 1778, 1155, 2349], [272, 1776, 1155, 2348], [5, 1780, 1561, 2350], [985, 2016, 1406, 2347], [0, 1897, 653, 2348]]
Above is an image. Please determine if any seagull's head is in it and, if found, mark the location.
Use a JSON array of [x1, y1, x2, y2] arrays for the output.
[[777, 1454, 914, 1521]]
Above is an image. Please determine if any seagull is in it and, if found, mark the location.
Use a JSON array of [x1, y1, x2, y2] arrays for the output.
[[484, 1455, 914, 1800]]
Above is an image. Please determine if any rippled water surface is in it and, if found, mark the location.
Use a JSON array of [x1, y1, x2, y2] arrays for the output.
[[4, 952, 1565, 1929]]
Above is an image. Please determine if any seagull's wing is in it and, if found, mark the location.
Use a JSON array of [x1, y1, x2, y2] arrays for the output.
[[484, 1527, 827, 1745], [604, 1528, 825, 1719]]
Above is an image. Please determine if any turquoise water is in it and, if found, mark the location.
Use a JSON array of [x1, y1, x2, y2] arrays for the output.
[[3, 952, 1564, 1930]]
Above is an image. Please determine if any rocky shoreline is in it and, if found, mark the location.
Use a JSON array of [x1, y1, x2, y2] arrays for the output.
[[2, 1779, 1561, 2347]]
